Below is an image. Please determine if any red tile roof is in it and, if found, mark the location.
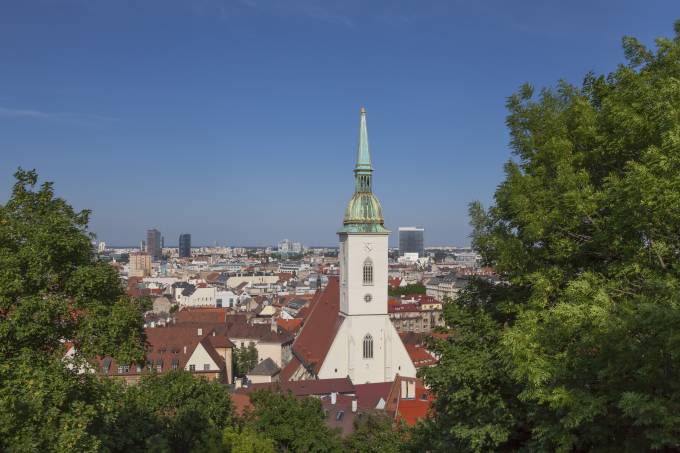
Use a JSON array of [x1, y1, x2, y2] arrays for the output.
[[241, 377, 355, 397], [279, 356, 302, 382], [388, 277, 403, 288], [230, 393, 253, 416], [94, 325, 233, 376], [276, 318, 303, 335], [289, 278, 343, 374], [175, 307, 230, 324], [353, 381, 393, 410], [385, 376, 433, 426], [405, 344, 438, 368]]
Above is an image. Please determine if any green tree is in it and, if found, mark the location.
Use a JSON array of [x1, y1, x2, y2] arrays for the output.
[[122, 371, 234, 453], [244, 390, 343, 452], [0, 169, 149, 452], [415, 20, 680, 452], [345, 412, 405, 453], [221, 427, 276, 453], [234, 342, 259, 377], [388, 283, 426, 297]]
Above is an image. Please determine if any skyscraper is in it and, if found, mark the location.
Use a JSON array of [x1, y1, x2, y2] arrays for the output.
[[179, 233, 191, 258], [146, 229, 162, 260], [398, 226, 425, 257]]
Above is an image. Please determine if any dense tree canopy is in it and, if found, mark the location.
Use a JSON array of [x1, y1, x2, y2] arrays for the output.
[[415, 21, 680, 452]]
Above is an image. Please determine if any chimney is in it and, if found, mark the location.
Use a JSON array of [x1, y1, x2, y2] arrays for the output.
[[183, 346, 187, 354], [197, 328, 203, 336], [330, 392, 337, 405], [352, 399, 357, 413]]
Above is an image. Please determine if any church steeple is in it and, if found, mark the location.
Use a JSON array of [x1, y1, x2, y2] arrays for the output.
[[356, 107, 372, 172], [340, 107, 389, 234]]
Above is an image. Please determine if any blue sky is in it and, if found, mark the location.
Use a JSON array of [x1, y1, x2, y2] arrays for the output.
[[1, 0, 677, 247]]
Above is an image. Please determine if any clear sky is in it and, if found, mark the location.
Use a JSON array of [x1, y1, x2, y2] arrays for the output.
[[1, 1, 678, 247]]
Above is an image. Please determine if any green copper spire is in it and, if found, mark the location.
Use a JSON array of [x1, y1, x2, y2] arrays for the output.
[[356, 107, 372, 171], [340, 107, 389, 234]]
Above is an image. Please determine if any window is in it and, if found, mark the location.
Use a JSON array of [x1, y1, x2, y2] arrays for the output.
[[122, 365, 130, 373], [204, 364, 210, 371], [117, 366, 124, 374], [156, 364, 162, 372], [189, 364, 196, 372], [363, 334, 373, 359], [362, 259, 373, 285]]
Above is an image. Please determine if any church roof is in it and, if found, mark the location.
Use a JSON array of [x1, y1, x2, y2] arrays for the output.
[[289, 277, 343, 375]]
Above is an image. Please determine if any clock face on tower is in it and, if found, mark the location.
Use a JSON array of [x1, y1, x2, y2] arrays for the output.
[[363, 242, 373, 252], [364, 293, 372, 303]]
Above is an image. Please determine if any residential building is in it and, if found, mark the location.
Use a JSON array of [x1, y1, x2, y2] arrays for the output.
[[281, 108, 416, 383], [399, 227, 425, 257], [177, 285, 217, 307], [93, 325, 234, 384], [246, 357, 281, 384], [388, 295, 444, 333], [146, 228, 162, 260], [425, 273, 466, 301], [129, 252, 152, 277], [179, 233, 191, 258], [222, 316, 294, 368]]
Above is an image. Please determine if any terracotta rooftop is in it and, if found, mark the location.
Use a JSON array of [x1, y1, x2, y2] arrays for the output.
[[405, 344, 438, 368], [94, 325, 233, 376], [230, 393, 253, 416], [289, 277, 343, 374], [385, 375, 433, 426], [241, 377, 355, 397], [276, 318, 303, 335], [353, 381, 393, 410], [175, 307, 230, 324]]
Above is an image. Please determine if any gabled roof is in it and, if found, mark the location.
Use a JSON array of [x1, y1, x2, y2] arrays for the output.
[[94, 325, 232, 376], [384, 375, 433, 426], [276, 318, 303, 335], [247, 358, 281, 376], [289, 277, 343, 374], [353, 381, 393, 410]]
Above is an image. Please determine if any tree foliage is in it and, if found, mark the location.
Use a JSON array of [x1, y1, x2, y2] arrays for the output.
[[243, 390, 343, 452], [415, 21, 680, 452], [234, 341, 259, 377], [345, 412, 405, 453], [388, 283, 426, 297]]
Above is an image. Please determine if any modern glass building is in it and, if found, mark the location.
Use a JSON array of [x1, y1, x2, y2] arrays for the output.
[[179, 233, 191, 258], [146, 229, 162, 260], [398, 226, 425, 257]]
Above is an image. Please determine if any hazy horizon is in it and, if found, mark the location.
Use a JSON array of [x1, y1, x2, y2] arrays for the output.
[[2, 0, 676, 246]]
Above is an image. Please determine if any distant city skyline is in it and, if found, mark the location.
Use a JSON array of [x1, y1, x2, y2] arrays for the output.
[[1, 1, 675, 246]]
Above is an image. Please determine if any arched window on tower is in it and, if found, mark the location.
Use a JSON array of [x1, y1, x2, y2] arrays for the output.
[[363, 334, 373, 359], [363, 258, 373, 286]]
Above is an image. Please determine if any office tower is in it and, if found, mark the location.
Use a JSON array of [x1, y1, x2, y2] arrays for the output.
[[179, 233, 192, 258], [146, 229, 162, 260], [398, 226, 425, 257]]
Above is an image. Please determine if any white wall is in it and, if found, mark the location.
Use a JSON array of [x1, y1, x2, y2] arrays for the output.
[[180, 287, 217, 307], [318, 314, 416, 383], [186, 342, 219, 372], [339, 232, 389, 316]]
